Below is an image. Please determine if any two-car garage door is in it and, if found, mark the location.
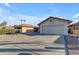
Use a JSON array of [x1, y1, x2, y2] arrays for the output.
[[40, 24, 65, 35]]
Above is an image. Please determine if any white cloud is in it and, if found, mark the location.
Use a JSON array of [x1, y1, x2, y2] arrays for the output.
[[14, 14, 45, 25], [51, 8, 58, 13], [0, 8, 5, 16], [0, 12, 45, 25], [0, 7, 45, 26], [1, 17, 15, 20], [4, 3, 10, 7], [71, 13, 79, 22], [0, 8, 10, 17], [73, 13, 79, 18], [16, 14, 40, 20]]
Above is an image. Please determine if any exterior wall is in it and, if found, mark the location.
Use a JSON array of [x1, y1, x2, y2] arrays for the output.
[[39, 18, 68, 35], [70, 25, 79, 35], [0, 26, 15, 29], [0, 26, 4, 29], [5, 26, 15, 29], [73, 30, 79, 35], [21, 27, 34, 33]]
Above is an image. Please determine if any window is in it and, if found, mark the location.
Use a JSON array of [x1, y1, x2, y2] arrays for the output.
[[49, 20, 52, 22], [75, 26, 79, 30], [49, 20, 54, 24]]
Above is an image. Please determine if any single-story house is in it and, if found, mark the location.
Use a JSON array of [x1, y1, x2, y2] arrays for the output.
[[0, 26, 15, 29], [68, 22, 79, 34], [38, 16, 72, 35], [14, 24, 38, 33]]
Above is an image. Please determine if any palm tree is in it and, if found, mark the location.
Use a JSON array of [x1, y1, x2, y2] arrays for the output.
[[20, 19, 26, 24]]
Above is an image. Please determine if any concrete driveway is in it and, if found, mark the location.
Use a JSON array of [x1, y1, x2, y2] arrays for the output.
[[0, 33, 79, 55], [0, 33, 65, 55]]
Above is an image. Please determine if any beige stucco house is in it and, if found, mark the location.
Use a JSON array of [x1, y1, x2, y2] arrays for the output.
[[15, 24, 37, 33], [21, 24, 35, 33], [38, 16, 72, 35], [69, 22, 79, 35], [0, 26, 15, 29]]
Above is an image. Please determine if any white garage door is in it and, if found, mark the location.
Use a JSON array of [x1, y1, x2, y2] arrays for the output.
[[41, 25, 65, 35]]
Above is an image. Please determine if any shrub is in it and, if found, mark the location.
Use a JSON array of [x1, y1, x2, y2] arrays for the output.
[[15, 29, 21, 33], [0, 29, 21, 35]]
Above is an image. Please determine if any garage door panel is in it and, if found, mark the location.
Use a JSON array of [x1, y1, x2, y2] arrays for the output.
[[41, 26, 64, 34]]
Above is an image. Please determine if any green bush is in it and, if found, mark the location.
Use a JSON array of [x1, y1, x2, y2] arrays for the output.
[[15, 29, 21, 33], [0, 29, 21, 35]]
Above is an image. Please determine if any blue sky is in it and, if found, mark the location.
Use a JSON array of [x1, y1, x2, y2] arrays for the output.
[[0, 3, 79, 26]]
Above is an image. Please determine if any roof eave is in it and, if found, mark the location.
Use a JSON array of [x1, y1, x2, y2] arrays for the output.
[[38, 16, 72, 25]]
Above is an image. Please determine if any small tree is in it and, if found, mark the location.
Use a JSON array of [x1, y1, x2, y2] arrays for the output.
[[0, 21, 7, 26]]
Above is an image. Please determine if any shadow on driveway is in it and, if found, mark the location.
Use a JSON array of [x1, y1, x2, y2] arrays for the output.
[[18, 53, 32, 55], [0, 41, 43, 45], [0, 48, 51, 52]]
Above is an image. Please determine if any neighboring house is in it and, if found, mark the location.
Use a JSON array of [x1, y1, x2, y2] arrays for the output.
[[68, 22, 79, 35], [38, 16, 72, 35], [14, 24, 37, 33], [0, 26, 15, 29]]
